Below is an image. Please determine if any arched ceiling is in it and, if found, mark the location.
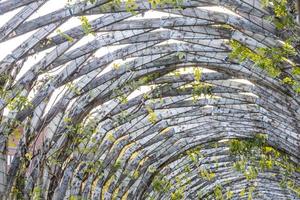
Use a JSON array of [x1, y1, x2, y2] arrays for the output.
[[0, 0, 299, 199]]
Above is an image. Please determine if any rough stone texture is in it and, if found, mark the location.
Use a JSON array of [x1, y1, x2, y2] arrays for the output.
[[0, 0, 299, 199]]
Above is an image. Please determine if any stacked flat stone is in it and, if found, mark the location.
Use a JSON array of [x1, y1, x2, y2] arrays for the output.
[[0, 0, 299, 199]]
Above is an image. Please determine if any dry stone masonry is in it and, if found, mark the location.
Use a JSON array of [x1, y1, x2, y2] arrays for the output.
[[0, 0, 299, 199]]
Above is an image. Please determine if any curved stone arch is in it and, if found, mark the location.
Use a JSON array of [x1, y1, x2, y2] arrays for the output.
[[0, 0, 299, 199]]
